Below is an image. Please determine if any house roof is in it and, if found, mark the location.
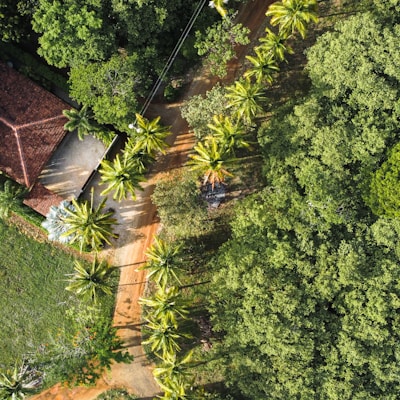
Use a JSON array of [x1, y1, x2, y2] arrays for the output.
[[0, 62, 69, 188]]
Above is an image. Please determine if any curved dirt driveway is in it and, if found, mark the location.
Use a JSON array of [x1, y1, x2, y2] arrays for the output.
[[30, 1, 271, 398]]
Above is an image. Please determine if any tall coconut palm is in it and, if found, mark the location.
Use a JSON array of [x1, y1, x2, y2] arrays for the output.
[[63, 105, 99, 140], [207, 114, 250, 153], [244, 48, 279, 84], [188, 137, 235, 188], [0, 362, 42, 399], [0, 179, 26, 219], [61, 190, 117, 252], [139, 286, 189, 328], [99, 153, 146, 201], [208, 0, 229, 18], [139, 236, 182, 288], [65, 258, 116, 304], [258, 27, 294, 62], [225, 77, 267, 125], [143, 318, 190, 360], [265, 0, 318, 39], [130, 114, 171, 156], [153, 351, 194, 397]]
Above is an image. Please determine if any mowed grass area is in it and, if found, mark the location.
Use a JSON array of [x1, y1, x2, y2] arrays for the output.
[[0, 219, 78, 366]]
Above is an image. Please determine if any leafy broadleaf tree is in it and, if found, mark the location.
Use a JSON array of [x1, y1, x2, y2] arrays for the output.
[[265, 0, 318, 39], [225, 77, 267, 125], [65, 258, 116, 304], [244, 48, 279, 84], [32, 0, 116, 68], [0, 362, 43, 399], [195, 16, 250, 78], [99, 153, 146, 201], [139, 236, 183, 288], [61, 192, 117, 252]]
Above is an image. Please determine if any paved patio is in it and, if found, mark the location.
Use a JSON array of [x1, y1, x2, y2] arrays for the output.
[[38, 131, 106, 200]]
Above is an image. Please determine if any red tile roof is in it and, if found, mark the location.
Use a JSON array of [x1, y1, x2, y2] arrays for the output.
[[0, 62, 69, 188], [23, 182, 65, 216]]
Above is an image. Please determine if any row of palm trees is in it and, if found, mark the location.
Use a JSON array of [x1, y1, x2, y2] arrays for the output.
[[138, 237, 199, 399]]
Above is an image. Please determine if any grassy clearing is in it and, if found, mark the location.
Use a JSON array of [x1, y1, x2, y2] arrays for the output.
[[0, 219, 78, 366]]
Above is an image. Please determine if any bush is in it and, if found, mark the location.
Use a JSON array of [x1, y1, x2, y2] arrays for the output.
[[96, 388, 138, 399]]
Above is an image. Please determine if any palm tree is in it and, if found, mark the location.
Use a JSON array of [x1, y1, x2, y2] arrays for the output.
[[129, 114, 171, 156], [188, 137, 235, 189], [258, 27, 294, 62], [61, 190, 117, 252], [65, 258, 116, 303], [265, 0, 318, 39], [124, 138, 156, 173], [139, 236, 182, 288], [244, 48, 279, 84], [153, 351, 194, 397], [207, 114, 251, 153], [139, 286, 189, 328], [42, 200, 75, 244], [0, 362, 43, 399], [143, 318, 190, 360], [0, 179, 26, 219], [208, 0, 229, 18], [99, 153, 146, 201], [225, 77, 267, 125], [63, 105, 99, 140]]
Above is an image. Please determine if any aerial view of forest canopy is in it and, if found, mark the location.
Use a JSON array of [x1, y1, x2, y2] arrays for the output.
[[1, 0, 400, 399]]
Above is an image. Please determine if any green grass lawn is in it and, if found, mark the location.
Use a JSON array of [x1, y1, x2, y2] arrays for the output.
[[0, 219, 78, 366]]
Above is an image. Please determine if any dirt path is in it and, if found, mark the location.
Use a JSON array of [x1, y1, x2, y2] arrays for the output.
[[30, 1, 271, 398]]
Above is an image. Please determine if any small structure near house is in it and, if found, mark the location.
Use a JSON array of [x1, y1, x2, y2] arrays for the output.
[[0, 62, 105, 216], [202, 182, 226, 209]]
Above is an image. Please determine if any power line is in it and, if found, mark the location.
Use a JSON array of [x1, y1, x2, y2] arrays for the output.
[[137, 0, 208, 119]]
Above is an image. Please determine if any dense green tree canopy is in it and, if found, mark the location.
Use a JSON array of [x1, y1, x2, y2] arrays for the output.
[[208, 9, 400, 399]]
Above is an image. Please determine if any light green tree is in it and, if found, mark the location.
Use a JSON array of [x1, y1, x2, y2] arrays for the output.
[[139, 236, 182, 288], [0, 179, 26, 219], [129, 114, 171, 156], [139, 286, 189, 328], [63, 105, 99, 141], [65, 258, 116, 304], [244, 48, 279, 84], [99, 153, 145, 201], [225, 77, 266, 125], [61, 191, 117, 252], [188, 138, 235, 188], [258, 27, 294, 62], [265, 0, 318, 39]]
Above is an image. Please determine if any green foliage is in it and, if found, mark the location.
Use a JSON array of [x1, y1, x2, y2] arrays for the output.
[[207, 8, 400, 399], [65, 258, 117, 304], [365, 142, 400, 218], [63, 106, 101, 141], [244, 48, 279, 84], [0, 362, 43, 399], [0, 219, 77, 367], [43, 309, 132, 386], [96, 389, 137, 400], [99, 154, 146, 201], [151, 169, 213, 241], [62, 193, 117, 252], [181, 84, 229, 140], [266, 0, 319, 39], [195, 16, 250, 78], [0, 179, 26, 219], [32, 0, 116, 68], [139, 236, 183, 288], [69, 54, 147, 132], [0, 0, 33, 42]]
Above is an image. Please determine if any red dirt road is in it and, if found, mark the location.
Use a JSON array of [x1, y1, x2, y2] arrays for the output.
[[30, 1, 271, 398]]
